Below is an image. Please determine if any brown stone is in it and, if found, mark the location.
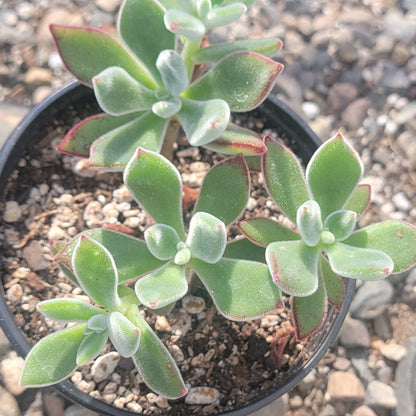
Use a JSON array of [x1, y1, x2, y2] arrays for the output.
[[327, 371, 365, 402]]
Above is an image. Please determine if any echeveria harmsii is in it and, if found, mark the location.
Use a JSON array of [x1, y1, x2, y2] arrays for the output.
[[51, 0, 283, 169], [240, 133, 416, 339]]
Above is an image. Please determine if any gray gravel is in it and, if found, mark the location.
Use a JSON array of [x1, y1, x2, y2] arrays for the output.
[[0, 0, 415, 415]]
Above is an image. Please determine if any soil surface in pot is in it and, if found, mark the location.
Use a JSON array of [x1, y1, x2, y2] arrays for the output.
[[0, 98, 330, 415]]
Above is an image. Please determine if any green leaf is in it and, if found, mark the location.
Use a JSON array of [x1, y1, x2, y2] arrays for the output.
[[296, 200, 323, 247], [50, 25, 157, 89], [152, 98, 182, 118], [55, 229, 165, 284], [183, 51, 283, 111], [194, 154, 249, 225], [37, 299, 105, 322], [263, 136, 310, 223], [72, 235, 120, 310], [107, 312, 141, 358], [129, 308, 187, 399], [325, 243, 394, 280], [124, 148, 185, 237], [344, 184, 371, 216], [192, 258, 282, 320], [164, 9, 206, 40], [187, 212, 226, 263], [306, 133, 363, 219], [119, 0, 175, 83], [204, 2, 247, 29], [20, 324, 86, 387], [192, 38, 283, 64], [93, 67, 156, 116], [57, 112, 142, 157], [324, 209, 357, 241], [177, 97, 230, 146], [238, 217, 300, 247], [88, 112, 168, 170], [223, 238, 266, 263], [320, 257, 344, 311], [135, 263, 187, 309], [144, 224, 181, 260], [86, 314, 108, 332], [77, 332, 108, 365], [203, 123, 266, 155], [344, 221, 416, 273], [291, 275, 327, 340], [265, 240, 319, 296], [156, 50, 189, 96]]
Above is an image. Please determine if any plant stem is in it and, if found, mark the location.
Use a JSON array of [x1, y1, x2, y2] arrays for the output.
[[181, 38, 202, 80], [160, 118, 181, 161]]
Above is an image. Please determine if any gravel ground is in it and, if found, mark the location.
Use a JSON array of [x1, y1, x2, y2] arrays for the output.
[[0, 0, 415, 416]]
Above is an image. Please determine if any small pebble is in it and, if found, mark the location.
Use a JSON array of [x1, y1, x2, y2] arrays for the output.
[[185, 387, 220, 405], [3, 201, 22, 223], [91, 352, 120, 382]]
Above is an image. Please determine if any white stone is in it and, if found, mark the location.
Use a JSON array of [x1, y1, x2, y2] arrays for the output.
[[185, 387, 220, 405], [91, 352, 120, 382], [380, 342, 407, 362], [0, 352, 25, 395], [366, 380, 397, 409], [3, 201, 22, 223]]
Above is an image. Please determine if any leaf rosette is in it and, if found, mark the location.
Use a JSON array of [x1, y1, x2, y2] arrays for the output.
[[51, 0, 283, 170], [239, 133, 416, 339]]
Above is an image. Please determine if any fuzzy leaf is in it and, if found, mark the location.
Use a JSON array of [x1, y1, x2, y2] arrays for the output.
[[57, 113, 141, 157], [324, 209, 357, 241], [192, 258, 282, 320], [344, 221, 416, 273], [88, 112, 167, 170], [119, 0, 175, 83], [320, 257, 345, 311], [20, 324, 86, 387], [297, 200, 323, 247], [50, 25, 156, 89], [263, 136, 310, 223], [37, 299, 105, 322], [72, 235, 120, 310], [130, 309, 187, 399], [55, 229, 164, 284], [344, 184, 371, 216], [145, 224, 181, 260], [203, 123, 266, 155], [194, 154, 249, 225], [306, 133, 363, 219], [187, 212, 227, 263], [77, 332, 108, 365], [177, 97, 230, 146], [152, 98, 182, 118], [291, 275, 327, 340], [325, 243, 394, 280], [192, 38, 283, 64], [164, 9, 206, 40], [107, 312, 141, 357], [93, 67, 156, 116], [239, 218, 300, 247], [204, 3, 247, 29], [184, 51, 283, 111], [156, 50, 189, 96], [266, 240, 319, 296], [223, 238, 266, 263], [86, 314, 108, 332], [135, 263, 187, 309], [124, 148, 185, 238]]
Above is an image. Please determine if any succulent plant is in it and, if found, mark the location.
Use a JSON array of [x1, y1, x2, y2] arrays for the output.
[[239, 133, 416, 339], [16, 0, 416, 407], [51, 0, 283, 169], [21, 149, 283, 397]]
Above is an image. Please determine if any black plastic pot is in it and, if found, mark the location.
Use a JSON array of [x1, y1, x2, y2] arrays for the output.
[[0, 81, 355, 416]]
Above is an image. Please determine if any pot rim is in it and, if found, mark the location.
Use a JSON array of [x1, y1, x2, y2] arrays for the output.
[[0, 81, 355, 416]]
